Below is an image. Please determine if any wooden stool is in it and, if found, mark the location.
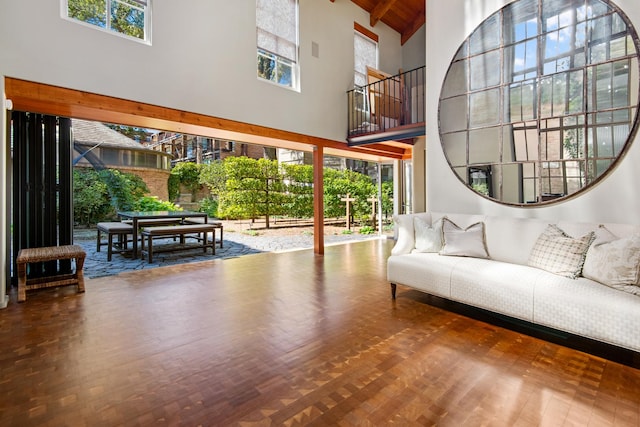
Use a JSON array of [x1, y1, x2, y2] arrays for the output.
[[97, 222, 134, 261], [16, 245, 86, 302]]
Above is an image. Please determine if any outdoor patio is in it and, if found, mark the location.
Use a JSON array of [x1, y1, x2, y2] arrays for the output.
[[75, 220, 384, 278]]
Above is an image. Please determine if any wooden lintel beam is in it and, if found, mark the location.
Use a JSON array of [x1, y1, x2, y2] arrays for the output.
[[401, 5, 426, 45], [5, 77, 406, 161], [370, 0, 398, 27], [355, 143, 407, 156]]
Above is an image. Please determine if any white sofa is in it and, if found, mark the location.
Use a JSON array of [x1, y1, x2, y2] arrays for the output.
[[387, 212, 640, 353]]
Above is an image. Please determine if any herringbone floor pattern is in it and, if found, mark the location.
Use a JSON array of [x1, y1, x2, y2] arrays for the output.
[[1, 239, 639, 426]]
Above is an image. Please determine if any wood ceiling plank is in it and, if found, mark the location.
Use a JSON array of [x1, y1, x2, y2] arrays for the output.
[[401, 3, 426, 45]]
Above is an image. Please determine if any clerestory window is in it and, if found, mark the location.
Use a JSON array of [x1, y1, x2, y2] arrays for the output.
[[256, 0, 299, 90], [63, 0, 150, 43], [354, 24, 378, 87]]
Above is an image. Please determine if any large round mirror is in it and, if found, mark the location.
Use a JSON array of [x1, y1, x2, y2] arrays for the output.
[[439, 0, 640, 205]]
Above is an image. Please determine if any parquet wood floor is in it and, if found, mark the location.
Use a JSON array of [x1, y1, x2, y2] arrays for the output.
[[1, 239, 639, 426]]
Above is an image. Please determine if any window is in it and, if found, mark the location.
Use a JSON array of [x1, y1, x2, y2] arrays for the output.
[[63, 0, 150, 43], [354, 24, 378, 87], [256, 0, 299, 89]]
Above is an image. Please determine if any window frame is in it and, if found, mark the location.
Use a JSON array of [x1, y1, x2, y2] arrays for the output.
[[354, 22, 379, 88], [62, 0, 151, 45], [256, 0, 300, 91]]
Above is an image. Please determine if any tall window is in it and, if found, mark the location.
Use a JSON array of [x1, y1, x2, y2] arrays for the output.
[[63, 0, 150, 43], [354, 24, 378, 87], [256, 0, 299, 89]]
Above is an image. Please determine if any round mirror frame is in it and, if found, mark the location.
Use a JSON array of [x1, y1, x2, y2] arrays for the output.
[[438, 0, 640, 206]]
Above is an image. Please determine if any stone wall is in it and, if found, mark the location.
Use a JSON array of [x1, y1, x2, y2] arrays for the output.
[[134, 168, 171, 201]]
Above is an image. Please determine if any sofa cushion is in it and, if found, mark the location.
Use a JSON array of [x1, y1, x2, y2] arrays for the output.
[[534, 274, 640, 352], [483, 216, 549, 266], [582, 232, 640, 295], [449, 257, 542, 321], [527, 224, 594, 279], [440, 218, 489, 258], [413, 216, 443, 253], [391, 212, 431, 255], [387, 253, 459, 298]]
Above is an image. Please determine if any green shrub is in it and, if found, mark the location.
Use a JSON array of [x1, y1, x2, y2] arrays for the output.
[[73, 169, 114, 226], [135, 196, 182, 212], [169, 162, 202, 201], [199, 196, 218, 217], [98, 169, 148, 211], [359, 225, 376, 235], [168, 174, 180, 202], [199, 160, 226, 196]]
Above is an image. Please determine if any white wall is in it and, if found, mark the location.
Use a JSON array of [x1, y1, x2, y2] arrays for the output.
[[402, 26, 426, 71], [426, 0, 640, 225], [0, 0, 402, 143]]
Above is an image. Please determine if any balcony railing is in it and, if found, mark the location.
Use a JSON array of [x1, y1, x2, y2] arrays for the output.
[[347, 66, 425, 146]]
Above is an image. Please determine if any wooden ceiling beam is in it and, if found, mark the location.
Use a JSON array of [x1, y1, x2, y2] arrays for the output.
[[370, 0, 397, 27]]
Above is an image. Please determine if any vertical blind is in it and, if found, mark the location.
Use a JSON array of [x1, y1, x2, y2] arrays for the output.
[[256, 0, 297, 62]]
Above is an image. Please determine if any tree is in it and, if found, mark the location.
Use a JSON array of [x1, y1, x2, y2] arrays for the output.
[[282, 163, 314, 219], [257, 52, 275, 81], [110, 0, 144, 39], [199, 160, 226, 196], [217, 157, 288, 228], [67, 0, 144, 40], [381, 181, 394, 220], [106, 124, 150, 142]]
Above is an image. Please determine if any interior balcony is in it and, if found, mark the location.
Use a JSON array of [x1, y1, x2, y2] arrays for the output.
[[347, 66, 425, 146]]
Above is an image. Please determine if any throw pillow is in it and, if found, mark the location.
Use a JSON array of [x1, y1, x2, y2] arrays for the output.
[[413, 217, 443, 253], [528, 224, 595, 279], [440, 218, 489, 258], [582, 232, 640, 295]]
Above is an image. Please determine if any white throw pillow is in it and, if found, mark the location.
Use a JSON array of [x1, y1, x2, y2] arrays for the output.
[[528, 224, 595, 279], [440, 218, 489, 258], [583, 232, 640, 295], [391, 213, 432, 255], [413, 217, 443, 253]]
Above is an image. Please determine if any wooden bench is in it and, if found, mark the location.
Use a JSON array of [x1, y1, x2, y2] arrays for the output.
[[16, 245, 86, 302], [122, 218, 184, 228], [140, 224, 217, 263], [183, 218, 224, 248], [96, 221, 134, 261]]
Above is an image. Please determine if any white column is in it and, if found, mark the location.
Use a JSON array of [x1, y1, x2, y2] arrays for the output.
[[412, 136, 426, 213]]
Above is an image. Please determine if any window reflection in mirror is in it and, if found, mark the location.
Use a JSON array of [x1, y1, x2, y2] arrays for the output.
[[439, 0, 640, 205]]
